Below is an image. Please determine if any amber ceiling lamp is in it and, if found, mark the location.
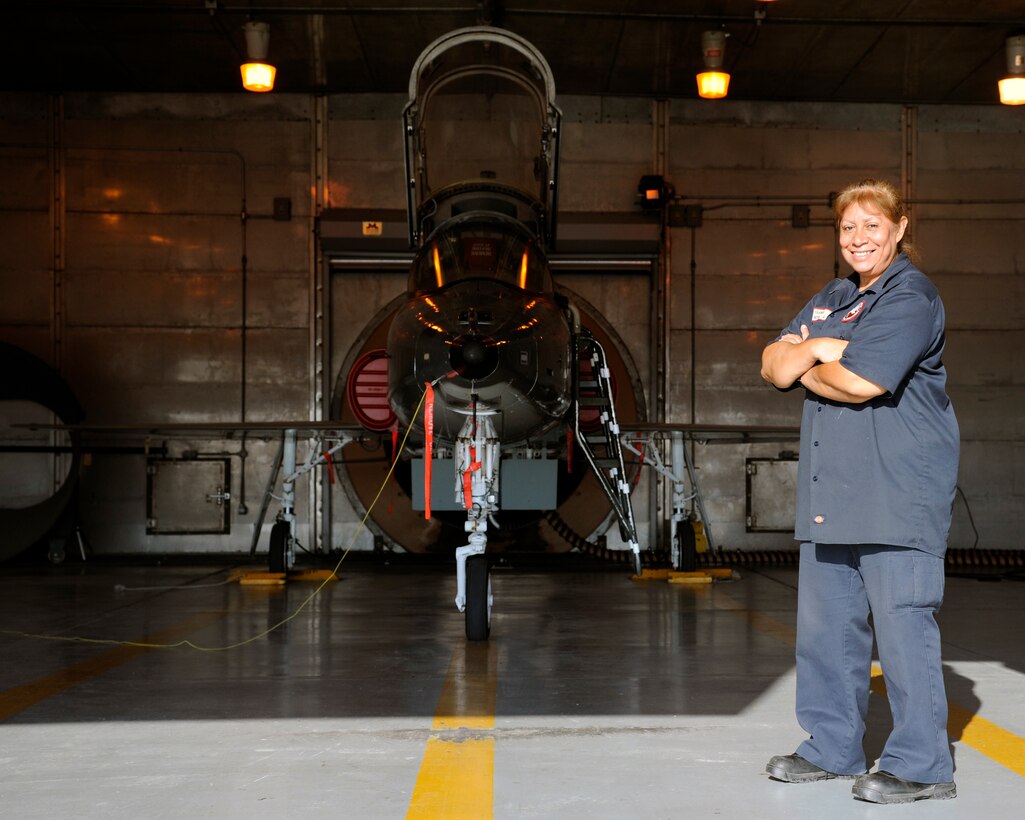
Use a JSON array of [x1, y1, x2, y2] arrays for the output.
[[696, 30, 730, 100], [241, 21, 276, 92], [998, 34, 1025, 105]]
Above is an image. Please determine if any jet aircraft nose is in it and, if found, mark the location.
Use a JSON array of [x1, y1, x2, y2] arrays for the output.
[[450, 334, 499, 381]]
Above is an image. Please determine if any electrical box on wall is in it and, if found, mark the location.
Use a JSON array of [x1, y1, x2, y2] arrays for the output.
[[746, 455, 798, 533], [146, 458, 232, 535]]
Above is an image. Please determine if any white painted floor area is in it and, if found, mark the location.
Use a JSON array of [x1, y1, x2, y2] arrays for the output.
[[1, 557, 1023, 819]]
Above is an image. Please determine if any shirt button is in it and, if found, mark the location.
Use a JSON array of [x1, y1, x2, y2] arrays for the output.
[[817, 407, 822, 413], [812, 476, 818, 482], [813, 441, 819, 446]]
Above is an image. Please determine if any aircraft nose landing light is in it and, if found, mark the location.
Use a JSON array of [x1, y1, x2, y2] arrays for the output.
[[450, 335, 499, 380]]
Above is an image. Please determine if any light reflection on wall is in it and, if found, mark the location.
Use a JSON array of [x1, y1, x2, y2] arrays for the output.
[[184, 275, 217, 300]]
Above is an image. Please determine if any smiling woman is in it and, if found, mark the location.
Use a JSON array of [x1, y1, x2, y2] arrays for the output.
[[760, 178, 962, 804]]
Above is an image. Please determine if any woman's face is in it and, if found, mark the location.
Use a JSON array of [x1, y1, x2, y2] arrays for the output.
[[838, 201, 908, 284]]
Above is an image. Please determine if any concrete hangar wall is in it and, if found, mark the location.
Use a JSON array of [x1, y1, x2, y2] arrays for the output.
[[0, 90, 1022, 558]]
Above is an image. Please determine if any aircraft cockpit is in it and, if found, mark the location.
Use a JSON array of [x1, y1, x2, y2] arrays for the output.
[[409, 214, 554, 296]]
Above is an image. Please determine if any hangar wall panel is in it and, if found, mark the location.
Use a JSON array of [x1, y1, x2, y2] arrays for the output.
[[0, 93, 315, 555], [0, 90, 1022, 556], [327, 94, 406, 209], [559, 97, 653, 213], [0, 130, 50, 335], [913, 107, 1025, 550], [664, 100, 1024, 551], [665, 103, 895, 548]]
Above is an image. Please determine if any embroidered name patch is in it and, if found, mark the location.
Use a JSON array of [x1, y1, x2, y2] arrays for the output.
[[811, 307, 831, 322], [841, 300, 865, 323]]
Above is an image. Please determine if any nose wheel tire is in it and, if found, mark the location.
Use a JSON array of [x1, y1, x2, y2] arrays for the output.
[[268, 520, 291, 574], [465, 554, 492, 641], [677, 521, 697, 572]]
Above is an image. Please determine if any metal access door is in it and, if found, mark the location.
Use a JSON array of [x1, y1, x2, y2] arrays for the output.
[[746, 456, 798, 533], [146, 458, 231, 535]]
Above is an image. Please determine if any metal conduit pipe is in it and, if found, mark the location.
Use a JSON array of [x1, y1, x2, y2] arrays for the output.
[[79, 6, 1025, 29], [693, 548, 1025, 571], [678, 196, 1025, 207]]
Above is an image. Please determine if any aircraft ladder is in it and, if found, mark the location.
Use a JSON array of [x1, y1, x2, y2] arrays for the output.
[[572, 330, 642, 575]]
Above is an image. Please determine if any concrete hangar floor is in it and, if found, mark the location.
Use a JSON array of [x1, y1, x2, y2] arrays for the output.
[[1, 553, 1023, 819]]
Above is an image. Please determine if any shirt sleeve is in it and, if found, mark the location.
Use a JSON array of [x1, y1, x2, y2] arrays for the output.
[[840, 285, 936, 395], [765, 296, 822, 392]]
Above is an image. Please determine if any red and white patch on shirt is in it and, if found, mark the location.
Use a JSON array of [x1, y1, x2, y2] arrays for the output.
[[840, 300, 865, 323], [811, 307, 831, 322]]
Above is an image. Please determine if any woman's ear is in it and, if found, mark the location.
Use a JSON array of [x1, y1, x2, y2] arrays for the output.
[[896, 215, 909, 243]]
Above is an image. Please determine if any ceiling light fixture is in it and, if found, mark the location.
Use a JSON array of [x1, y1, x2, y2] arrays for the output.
[[998, 34, 1025, 106], [241, 21, 276, 92], [696, 30, 730, 100]]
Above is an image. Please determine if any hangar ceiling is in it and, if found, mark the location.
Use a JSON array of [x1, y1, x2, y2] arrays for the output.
[[8, 1, 1025, 105]]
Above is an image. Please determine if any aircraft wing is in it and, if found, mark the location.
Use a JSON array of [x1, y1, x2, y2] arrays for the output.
[[11, 420, 368, 439], [620, 422, 799, 443]]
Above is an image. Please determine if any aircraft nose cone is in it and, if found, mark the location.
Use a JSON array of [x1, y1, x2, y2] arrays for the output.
[[461, 338, 488, 365], [450, 334, 499, 381]]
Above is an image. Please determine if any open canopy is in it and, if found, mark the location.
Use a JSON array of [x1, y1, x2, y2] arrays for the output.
[[403, 27, 562, 248]]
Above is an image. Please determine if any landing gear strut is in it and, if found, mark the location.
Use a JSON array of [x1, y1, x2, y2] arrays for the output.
[[452, 412, 498, 641]]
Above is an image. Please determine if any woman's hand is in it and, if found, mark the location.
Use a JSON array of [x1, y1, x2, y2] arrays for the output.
[[779, 326, 847, 362], [761, 325, 818, 388], [809, 336, 848, 363], [761, 324, 852, 389], [778, 324, 810, 345]]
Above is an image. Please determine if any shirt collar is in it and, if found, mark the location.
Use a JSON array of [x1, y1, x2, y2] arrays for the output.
[[848, 253, 912, 294]]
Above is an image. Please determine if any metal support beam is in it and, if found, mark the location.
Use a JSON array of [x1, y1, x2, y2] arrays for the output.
[[652, 98, 671, 555], [901, 105, 918, 241], [48, 95, 68, 497], [311, 93, 329, 554]]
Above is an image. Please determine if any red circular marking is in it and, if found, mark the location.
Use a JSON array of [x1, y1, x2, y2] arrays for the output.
[[347, 349, 397, 432]]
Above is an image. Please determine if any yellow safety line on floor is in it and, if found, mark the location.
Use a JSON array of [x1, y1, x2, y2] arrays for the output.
[[239, 572, 288, 586], [633, 568, 737, 584], [236, 570, 340, 585], [0, 609, 231, 722], [704, 586, 1025, 779], [951, 703, 1025, 777], [870, 664, 1025, 778], [407, 643, 498, 819]]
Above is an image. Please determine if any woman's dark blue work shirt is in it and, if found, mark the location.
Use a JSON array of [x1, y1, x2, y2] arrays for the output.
[[775, 253, 959, 556]]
